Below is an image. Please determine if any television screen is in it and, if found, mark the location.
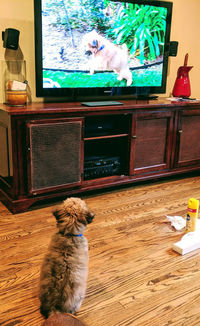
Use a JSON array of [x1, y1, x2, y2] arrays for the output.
[[34, 0, 173, 100]]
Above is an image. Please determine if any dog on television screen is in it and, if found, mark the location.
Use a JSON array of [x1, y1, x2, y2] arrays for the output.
[[39, 197, 95, 319], [82, 30, 132, 86]]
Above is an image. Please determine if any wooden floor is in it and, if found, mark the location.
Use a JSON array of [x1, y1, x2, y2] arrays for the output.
[[1, 174, 200, 326]]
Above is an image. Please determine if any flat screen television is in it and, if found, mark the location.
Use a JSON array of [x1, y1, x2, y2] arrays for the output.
[[34, 0, 173, 101]]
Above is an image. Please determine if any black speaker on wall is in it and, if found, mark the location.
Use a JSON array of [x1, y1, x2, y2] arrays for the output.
[[169, 41, 179, 57], [2, 28, 20, 50]]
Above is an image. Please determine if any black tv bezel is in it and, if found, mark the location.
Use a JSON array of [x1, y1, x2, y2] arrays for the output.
[[34, 0, 173, 101]]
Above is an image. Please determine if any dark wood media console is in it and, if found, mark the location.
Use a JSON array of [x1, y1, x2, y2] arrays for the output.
[[0, 98, 200, 213]]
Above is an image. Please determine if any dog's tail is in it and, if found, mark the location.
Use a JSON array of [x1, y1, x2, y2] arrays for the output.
[[42, 312, 85, 325], [122, 43, 128, 53], [121, 43, 130, 60]]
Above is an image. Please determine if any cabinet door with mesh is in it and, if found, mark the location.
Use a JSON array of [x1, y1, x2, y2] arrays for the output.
[[27, 118, 83, 194], [130, 111, 173, 175], [174, 110, 200, 168]]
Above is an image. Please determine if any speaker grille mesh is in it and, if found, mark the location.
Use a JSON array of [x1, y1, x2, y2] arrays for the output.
[[29, 121, 82, 192]]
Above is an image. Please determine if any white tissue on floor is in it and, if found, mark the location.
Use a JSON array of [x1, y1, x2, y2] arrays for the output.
[[165, 215, 186, 231]]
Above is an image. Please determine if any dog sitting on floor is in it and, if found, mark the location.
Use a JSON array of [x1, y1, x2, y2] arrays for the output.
[[39, 197, 95, 319], [82, 30, 133, 86]]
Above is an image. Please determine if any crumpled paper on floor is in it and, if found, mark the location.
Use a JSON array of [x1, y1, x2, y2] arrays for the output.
[[165, 215, 186, 231]]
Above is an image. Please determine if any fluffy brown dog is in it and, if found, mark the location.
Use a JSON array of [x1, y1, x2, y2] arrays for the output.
[[82, 30, 132, 86], [39, 197, 95, 319]]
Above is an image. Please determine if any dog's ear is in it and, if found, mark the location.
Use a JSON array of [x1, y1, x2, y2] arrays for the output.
[[52, 207, 63, 221]]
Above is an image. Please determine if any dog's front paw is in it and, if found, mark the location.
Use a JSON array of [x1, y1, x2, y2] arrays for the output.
[[127, 79, 132, 86], [117, 76, 123, 81]]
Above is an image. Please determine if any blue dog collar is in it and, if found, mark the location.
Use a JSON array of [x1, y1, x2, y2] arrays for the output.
[[98, 45, 105, 52], [65, 233, 83, 237]]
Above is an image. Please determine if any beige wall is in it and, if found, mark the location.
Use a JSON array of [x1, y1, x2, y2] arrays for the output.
[[0, 0, 200, 103], [167, 0, 200, 99]]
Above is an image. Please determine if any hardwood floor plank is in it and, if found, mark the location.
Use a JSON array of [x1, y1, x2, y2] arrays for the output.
[[1, 175, 200, 325]]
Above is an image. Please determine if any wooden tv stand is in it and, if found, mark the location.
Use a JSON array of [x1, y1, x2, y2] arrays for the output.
[[0, 98, 200, 213]]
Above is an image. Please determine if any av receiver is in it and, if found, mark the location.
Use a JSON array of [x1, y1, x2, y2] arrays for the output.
[[84, 155, 121, 180]]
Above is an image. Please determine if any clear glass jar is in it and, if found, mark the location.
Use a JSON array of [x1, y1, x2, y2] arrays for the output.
[[2, 60, 27, 106]]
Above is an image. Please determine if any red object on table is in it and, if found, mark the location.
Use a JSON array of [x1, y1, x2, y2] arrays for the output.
[[172, 53, 193, 98]]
